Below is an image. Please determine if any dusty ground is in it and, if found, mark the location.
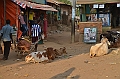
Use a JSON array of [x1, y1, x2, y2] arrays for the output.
[[0, 26, 120, 79]]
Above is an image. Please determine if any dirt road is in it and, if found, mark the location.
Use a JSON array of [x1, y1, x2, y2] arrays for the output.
[[0, 30, 120, 79]]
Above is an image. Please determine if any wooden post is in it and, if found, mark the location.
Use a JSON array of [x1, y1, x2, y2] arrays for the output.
[[43, 13, 47, 39], [26, 8, 29, 36], [4, 0, 6, 25], [16, 5, 19, 28], [71, 0, 76, 43]]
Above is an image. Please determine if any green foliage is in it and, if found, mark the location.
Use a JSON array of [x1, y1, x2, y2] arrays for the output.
[[58, 0, 71, 5], [76, 8, 80, 16]]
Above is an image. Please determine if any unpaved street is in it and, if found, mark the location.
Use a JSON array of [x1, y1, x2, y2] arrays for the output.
[[0, 30, 120, 79]]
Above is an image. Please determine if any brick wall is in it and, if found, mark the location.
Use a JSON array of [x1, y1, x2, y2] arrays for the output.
[[78, 22, 102, 34], [78, 22, 102, 43]]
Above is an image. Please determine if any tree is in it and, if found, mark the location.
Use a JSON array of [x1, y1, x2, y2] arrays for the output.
[[58, 0, 71, 5]]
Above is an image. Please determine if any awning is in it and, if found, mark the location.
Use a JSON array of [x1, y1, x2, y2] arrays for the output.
[[12, 0, 57, 11], [77, 0, 120, 4]]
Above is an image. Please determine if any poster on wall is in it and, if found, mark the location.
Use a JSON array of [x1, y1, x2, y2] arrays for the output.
[[117, 3, 120, 7], [86, 14, 97, 21], [91, 14, 97, 21], [84, 28, 97, 43], [99, 14, 110, 26]]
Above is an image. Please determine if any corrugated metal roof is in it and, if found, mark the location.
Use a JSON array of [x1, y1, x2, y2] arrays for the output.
[[12, 0, 57, 11]]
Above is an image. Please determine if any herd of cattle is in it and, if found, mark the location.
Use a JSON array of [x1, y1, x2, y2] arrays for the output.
[[16, 30, 120, 63]]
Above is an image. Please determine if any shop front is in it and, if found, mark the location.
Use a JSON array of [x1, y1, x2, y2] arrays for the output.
[[76, 1, 120, 43], [12, 0, 57, 39]]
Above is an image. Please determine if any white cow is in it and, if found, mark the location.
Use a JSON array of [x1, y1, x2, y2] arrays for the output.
[[90, 37, 110, 58]]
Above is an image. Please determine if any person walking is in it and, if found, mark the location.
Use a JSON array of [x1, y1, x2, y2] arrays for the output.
[[19, 11, 28, 36], [0, 19, 14, 60]]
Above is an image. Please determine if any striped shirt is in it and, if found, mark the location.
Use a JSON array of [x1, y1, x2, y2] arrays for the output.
[[31, 24, 41, 37]]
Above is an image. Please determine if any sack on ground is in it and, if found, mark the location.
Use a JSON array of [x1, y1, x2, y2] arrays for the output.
[[41, 34, 45, 39]]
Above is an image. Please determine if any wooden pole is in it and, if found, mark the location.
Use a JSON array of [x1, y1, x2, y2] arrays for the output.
[[26, 8, 29, 36], [71, 0, 76, 43], [4, 0, 6, 25], [16, 5, 19, 28]]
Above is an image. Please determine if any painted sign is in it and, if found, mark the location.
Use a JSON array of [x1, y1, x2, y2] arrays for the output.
[[84, 28, 97, 43], [99, 14, 110, 26]]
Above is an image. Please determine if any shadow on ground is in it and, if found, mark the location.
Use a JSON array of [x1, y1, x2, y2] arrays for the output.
[[50, 67, 80, 79]]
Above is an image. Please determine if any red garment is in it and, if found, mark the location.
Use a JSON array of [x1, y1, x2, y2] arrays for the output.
[[17, 30, 22, 40], [43, 18, 47, 38]]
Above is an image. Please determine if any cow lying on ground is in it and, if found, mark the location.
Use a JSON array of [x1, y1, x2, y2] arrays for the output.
[[109, 38, 120, 48], [90, 36, 110, 58], [100, 32, 115, 44], [25, 47, 67, 63], [25, 47, 56, 63], [100, 30, 120, 44], [44, 47, 56, 60], [25, 51, 49, 63], [17, 38, 31, 50], [54, 47, 67, 57]]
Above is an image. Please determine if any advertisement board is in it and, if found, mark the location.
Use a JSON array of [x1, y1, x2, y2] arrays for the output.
[[99, 14, 110, 26], [84, 27, 97, 43]]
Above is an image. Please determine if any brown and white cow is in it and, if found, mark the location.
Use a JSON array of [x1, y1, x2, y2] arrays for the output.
[[25, 51, 49, 63], [25, 47, 67, 63], [54, 47, 67, 57], [25, 47, 56, 63], [45, 47, 56, 60]]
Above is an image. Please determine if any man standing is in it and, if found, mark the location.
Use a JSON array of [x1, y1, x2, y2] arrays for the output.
[[31, 20, 41, 43], [19, 11, 28, 36], [31, 20, 41, 51], [1, 19, 14, 60]]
